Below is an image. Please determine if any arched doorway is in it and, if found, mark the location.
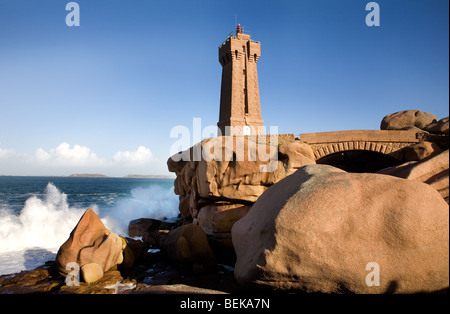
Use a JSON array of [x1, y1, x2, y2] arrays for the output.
[[316, 150, 402, 173]]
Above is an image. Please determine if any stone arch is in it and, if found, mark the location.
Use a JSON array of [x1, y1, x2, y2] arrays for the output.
[[311, 141, 402, 161], [312, 141, 413, 173]]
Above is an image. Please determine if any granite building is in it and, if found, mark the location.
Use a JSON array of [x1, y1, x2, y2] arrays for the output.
[[217, 24, 264, 136]]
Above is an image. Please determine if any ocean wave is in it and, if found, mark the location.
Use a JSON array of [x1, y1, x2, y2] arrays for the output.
[[103, 185, 180, 235], [0, 182, 179, 254], [0, 181, 179, 275], [0, 183, 90, 253]]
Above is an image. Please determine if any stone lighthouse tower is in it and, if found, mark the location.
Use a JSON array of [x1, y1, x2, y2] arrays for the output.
[[217, 24, 264, 136]]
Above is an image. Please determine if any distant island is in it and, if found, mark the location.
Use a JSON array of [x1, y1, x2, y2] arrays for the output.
[[68, 174, 175, 179], [68, 174, 108, 178]]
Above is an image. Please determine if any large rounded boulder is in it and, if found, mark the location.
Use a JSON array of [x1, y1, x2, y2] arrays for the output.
[[232, 165, 449, 293], [380, 110, 437, 130]]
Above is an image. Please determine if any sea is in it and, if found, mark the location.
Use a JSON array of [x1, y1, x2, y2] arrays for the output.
[[0, 176, 179, 275]]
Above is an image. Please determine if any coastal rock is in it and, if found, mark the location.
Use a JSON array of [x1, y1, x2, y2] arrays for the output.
[[0, 263, 61, 294], [55, 209, 125, 283], [128, 218, 161, 237], [168, 136, 315, 220], [377, 149, 449, 202], [232, 165, 449, 293], [58, 269, 133, 294], [81, 263, 104, 284], [424, 117, 449, 134], [0, 257, 242, 294], [120, 237, 146, 270], [403, 141, 443, 161], [161, 224, 216, 269], [381, 110, 438, 130], [194, 136, 283, 203], [195, 203, 252, 261], [195, 203, 252, 236], [278, 141, 316, 176], [168, 136, 315, 260]]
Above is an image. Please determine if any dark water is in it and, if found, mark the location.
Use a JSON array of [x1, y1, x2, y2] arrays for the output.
[[0, 176, 175, 214]]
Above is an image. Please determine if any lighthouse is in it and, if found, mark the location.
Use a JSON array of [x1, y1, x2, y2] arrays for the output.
[[217, 24, 264, 136]]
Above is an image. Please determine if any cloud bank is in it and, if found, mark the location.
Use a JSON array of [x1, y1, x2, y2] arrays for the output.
[[0, 142, 164, 176]]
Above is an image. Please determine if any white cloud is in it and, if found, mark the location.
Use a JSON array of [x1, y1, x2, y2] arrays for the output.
[[0, 146, 16, 159], [34, 142, 105, 167], [0, 145, 28, 163], [0, 143, 162, 176], [112, 146, 154, 166]]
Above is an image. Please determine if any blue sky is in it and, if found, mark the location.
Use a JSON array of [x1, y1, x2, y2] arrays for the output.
[[0, 0, 448, 176]]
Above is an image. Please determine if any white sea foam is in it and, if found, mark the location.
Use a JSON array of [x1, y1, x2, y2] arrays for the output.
[[0, 182, 179, 275], [102, 185, 180, 235], [0, 183, 88, 254]]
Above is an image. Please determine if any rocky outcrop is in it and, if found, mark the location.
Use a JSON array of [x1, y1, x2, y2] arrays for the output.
[[168, 136, 315, 219], [424, 117, 449, 134], [380, 111, 449, 159], [0, 260, 241, 294], [167, 136, 316, 259], [232, 165, 449, 293], [128, 218, 162, 238], [402, 141, 443, 161], [0, 263, 63, 294], [56, 209, 126, 283], [161, 110, 449, 292], [377, 149, 449, 203], [381, 110, 438, 131], [161, 224, 216, 270], [196, 203, 252, 261]]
